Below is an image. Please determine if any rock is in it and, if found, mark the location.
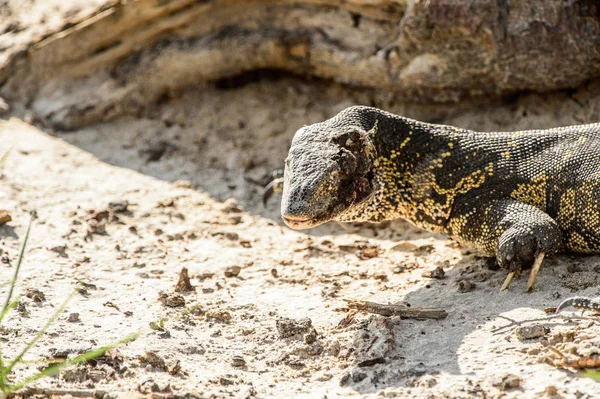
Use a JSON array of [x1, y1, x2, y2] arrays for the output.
[[422, 266, 445, 279], [276, 317, 314, 339], [108, 200, 129, 213], [458, 280, 475, 293], [231, 355, 246, 368], [174, 267, 194, 292], [0, 210, 11, 225], [158, 292, 185, 308], [224, 265, 241, 278], [67, 313, 80, 322], [494, 374, 521, 390], [515, 325, 548, 340]]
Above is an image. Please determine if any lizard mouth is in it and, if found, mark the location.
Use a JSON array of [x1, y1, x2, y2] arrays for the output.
[[282, 215, 318, 229], [282, 172, 375, 230]]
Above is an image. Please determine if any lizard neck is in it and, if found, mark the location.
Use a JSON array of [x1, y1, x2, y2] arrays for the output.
[[356, 108, 466, 232]]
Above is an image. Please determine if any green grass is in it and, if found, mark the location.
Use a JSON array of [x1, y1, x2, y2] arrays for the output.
[[582, 370, 600, 382], [0, 147, 12, 169], [0, 218, 138, 397]]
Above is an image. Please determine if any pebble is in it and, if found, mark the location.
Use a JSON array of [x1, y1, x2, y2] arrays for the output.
[[457, 280, 475, 292], [0, 210, 11, 225], [231, 355, 246, 368], [422, 266, 445, 279], [515, 325, 547, 340], [224, 265, 241, 278]]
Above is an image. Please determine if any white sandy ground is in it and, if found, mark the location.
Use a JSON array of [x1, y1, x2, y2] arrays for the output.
[[0, 76, 599, 398]]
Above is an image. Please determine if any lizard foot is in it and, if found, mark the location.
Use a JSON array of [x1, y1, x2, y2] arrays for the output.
[[497, 223, 557, 291]]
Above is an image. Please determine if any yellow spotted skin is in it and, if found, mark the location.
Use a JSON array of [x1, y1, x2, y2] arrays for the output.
[[282, 106, 600, 272]]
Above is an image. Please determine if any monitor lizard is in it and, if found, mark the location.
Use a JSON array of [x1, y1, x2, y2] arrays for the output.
[[279, 106, 600, 291]]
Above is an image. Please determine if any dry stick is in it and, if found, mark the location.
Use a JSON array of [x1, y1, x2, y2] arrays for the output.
[[491, 313, 599, 334], [501, 271, 517, 291], [527, 251, 545, 292], [18, 387, 107, 397], [344, 299, 447, 319]]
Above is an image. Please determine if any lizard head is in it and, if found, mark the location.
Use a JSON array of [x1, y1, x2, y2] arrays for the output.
[[281, 112, 378, 229]]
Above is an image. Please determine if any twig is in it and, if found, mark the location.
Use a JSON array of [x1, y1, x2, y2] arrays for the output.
[[527, 251, 545, 292], [344, 299, 447, 319], [16, 387, 106, 397], [496, 315, 518, 324], [491, 314, 599, 334], [500, 271, 517, 291]]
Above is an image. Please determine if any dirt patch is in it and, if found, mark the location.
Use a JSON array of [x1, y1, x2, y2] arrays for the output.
[[0, 74, 599, 397]]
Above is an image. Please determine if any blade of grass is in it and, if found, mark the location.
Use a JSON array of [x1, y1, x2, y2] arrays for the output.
[[582, 370, 600, 382], [6, 289, 76, 373], [0, 217, 32, 392], [0, 147, 12, 166], [2, 217, 32, 316], [9, 333, 139, 392], [0, 298, 19, 326]]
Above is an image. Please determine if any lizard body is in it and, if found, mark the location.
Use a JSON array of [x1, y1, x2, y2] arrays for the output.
[[281, 106, 600, 279]]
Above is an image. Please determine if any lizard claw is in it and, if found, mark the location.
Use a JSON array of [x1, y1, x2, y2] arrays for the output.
[[262, 177, 284, 206]]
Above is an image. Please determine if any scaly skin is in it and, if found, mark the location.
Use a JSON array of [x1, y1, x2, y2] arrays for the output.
[[281, 106, 600, 277], [556, 297, 600, 313]]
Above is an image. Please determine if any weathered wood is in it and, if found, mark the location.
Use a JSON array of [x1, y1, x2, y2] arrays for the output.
[[1, 0, 600, 129], [344, 298, 448, 319]]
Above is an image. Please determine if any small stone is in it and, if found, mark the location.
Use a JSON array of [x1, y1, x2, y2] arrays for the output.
[[390, 241, 418, 251], [276, 317, 314, 339], [231, 355, 246, 368], [229, 215, 242, 224], [47, 244, 67, 256], [67, 313, 80, 322], [422, 266, 445, 279], [527, 347, 541, 355], [17, 301, 29, 317], [25, 288, 46, 303], [174, 267, 194, 292], [496, 374, 521, 390], [224, 265, 241, 278], [392, 265, 406, 274], [224, 232, 239, 241], [357, 246, 380, 259], [544, 385, 559, 397], [222, 198, 242, 213], [158, 292, 185, 308], [141, 351, 167, 370], [168, 359, 181, 375], [0, 210, 11, 225], [457, 280, 475, 292], [206, 310, 232, 322], [108, 200, 129, 213], [515, 325, 547, 340]]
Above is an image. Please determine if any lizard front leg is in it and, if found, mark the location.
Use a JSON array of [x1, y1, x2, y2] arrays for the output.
[[448, 199, 562, 291]]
